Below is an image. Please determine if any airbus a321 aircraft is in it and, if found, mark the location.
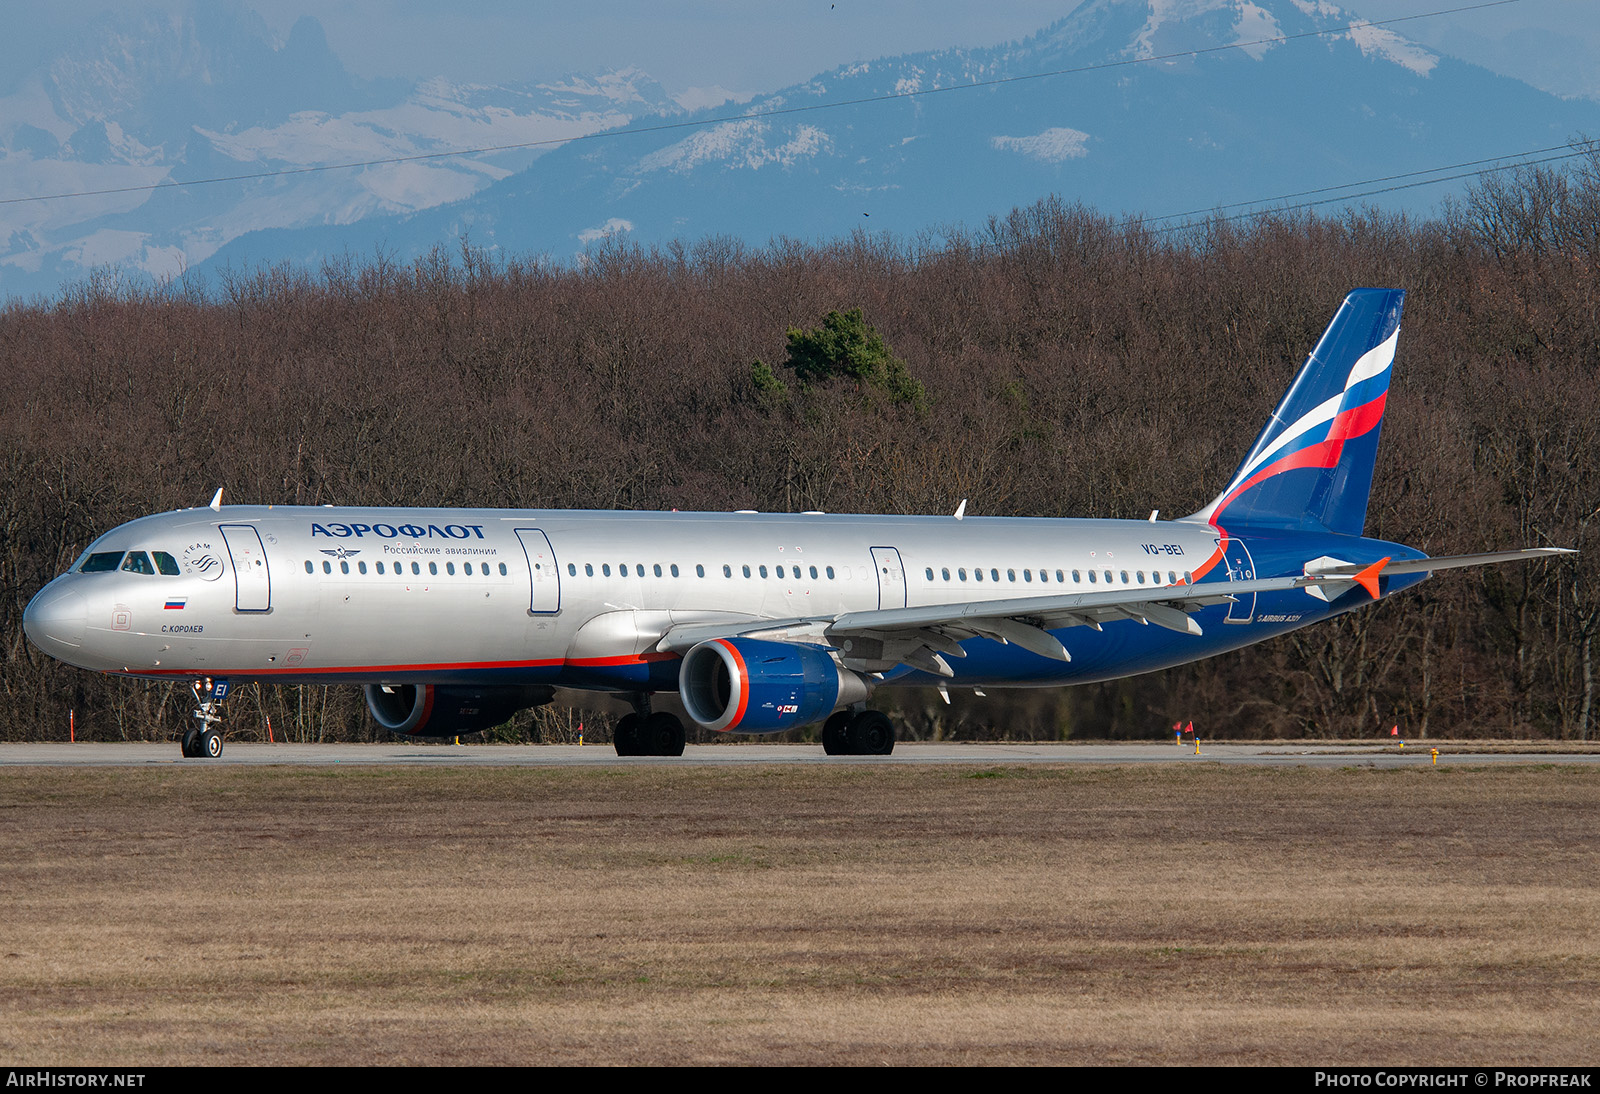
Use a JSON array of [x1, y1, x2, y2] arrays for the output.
[[24, 289, 1571, 758]]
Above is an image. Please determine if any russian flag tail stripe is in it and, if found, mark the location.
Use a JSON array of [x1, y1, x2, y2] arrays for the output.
[[1189, 288, 1404, 537]]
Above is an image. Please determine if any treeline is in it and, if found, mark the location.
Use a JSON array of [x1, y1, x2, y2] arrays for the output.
[[2, 151, 1596, 743]]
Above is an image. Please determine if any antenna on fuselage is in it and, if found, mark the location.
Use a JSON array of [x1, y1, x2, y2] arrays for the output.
[[208, 487, 223, 512], [953, 499, 967, 521]]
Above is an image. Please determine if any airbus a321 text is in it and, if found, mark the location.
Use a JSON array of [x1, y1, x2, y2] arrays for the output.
[[24, 289, 1573, 757]]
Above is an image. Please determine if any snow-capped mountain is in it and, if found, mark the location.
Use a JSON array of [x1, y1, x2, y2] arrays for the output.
[[193, 0, 1600, 282], [0, 3, 680, 300]]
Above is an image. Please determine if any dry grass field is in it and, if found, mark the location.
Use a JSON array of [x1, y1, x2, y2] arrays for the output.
[[2, 762, 1597, 1065]]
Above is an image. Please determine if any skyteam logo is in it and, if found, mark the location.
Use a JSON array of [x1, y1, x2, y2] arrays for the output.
[[182, 542, 225, 581]]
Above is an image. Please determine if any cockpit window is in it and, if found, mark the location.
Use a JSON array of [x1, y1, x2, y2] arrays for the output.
[[152, 551, 181, 576], [121, 551, 156, 575], [80, 552, 124, 573]]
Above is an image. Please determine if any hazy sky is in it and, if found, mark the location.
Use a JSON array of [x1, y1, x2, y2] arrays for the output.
[[11, 0, 1600, 102]]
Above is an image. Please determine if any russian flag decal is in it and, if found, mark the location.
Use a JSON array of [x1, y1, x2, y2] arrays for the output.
[[164, 598, 186, 610]]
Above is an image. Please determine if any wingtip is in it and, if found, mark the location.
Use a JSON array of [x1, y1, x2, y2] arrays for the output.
[[1356, 556, 1390, 599]]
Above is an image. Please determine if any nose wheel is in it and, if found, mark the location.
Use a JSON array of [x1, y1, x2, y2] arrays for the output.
[[182, 678, 226, 758]]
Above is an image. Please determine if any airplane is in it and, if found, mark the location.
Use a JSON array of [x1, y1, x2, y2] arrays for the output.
[[22, 288, 1572, 759]]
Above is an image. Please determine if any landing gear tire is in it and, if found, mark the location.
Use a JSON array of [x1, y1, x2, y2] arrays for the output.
[[200, 729, 224, 758], [642, 712, 686, 757], [613, 713, 642, 756], [821, 711, 851, 755], [181, 728, 200, 758], [847, 710, 895, 756]]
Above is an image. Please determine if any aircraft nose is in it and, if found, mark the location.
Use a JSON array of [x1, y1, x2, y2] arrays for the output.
[[24, 583, 87, 655]]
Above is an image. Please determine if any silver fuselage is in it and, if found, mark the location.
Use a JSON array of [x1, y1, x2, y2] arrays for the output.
[[23, 504, 1414, 698]]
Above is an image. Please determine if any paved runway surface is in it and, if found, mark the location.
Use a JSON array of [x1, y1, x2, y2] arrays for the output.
[[3, 741, 1596, 767]]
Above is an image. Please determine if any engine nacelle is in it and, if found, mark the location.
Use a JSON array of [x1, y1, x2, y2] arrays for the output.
[[679, 637, 868, 733], [364, 683, 553, 737]]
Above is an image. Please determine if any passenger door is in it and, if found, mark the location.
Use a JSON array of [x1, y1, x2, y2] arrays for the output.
[[219, 524, 271, 612], [870, 546, 907, 610], [515, 528, 561, 614]]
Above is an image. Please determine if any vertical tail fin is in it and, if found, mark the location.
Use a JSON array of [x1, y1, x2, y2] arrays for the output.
[[1190, 288, 1404, 536]]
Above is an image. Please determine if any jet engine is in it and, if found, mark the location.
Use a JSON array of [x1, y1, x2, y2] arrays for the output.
[[364, 683, 553, 737], [678, 637, 868, 733]]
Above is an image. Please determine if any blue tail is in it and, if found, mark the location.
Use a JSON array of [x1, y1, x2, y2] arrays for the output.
[[1191, 288, 1404, 537]]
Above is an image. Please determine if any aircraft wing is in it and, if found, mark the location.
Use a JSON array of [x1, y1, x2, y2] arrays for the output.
[[656, 575, 1309, 677], [654, 547, 1575, 678]]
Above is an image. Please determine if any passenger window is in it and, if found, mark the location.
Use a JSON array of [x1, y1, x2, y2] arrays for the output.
[[991, 569, 1000, 582], [498, 563, 507, 576], [1070, 570, 1079, 583], [975, 569, 984, 582], [925, 568, 934, 581], [826, 566, 835, 579], [359, 562, 368, 575], [1103, 570, 1112, 583], [671, 564, 680, 577], [304, 560, 313, 574], [696, 564, 705, 578], [79, 552, 124, 573], [959, 568, 967, 581], [941, 568, 950, 581], [1024, 570, 1032, 582], [446, 562, 455, 575], [1057, 570, 1066, 583], [152, 551, 180, 576], [723, 565, 732, 577], [759, 565, 769, 579], [1121, 571, 1128, 584], [743, 565, 751, 578], [324, 561, 333, 574], [654, 564, 663, 577], [603, 564, 611, 577], [1007, 569, 1016, 582], [411, 562, 420, 575], [341, 561, 350, 575], [1088, 571, 1097, 584], [1137, 571, 1145, 584], [568, 563, 577, 576], [1183, 571, 1192, 583], [378, 562, 386, 574], [810, 566, 819, 579], [121, 552, 156, 575], [429, 562, 438, 575]]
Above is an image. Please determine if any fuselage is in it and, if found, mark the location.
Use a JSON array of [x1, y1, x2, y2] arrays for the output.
[[23, 504, 1428, 696]]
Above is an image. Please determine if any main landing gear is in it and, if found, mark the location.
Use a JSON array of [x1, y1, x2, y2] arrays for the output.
[[821, 709, 895, 756], [181, 677, 226, 758], [613, 696, 686, 757]]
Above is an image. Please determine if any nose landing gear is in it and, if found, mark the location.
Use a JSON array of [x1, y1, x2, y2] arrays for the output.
[[181, 678, 227, 758]]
